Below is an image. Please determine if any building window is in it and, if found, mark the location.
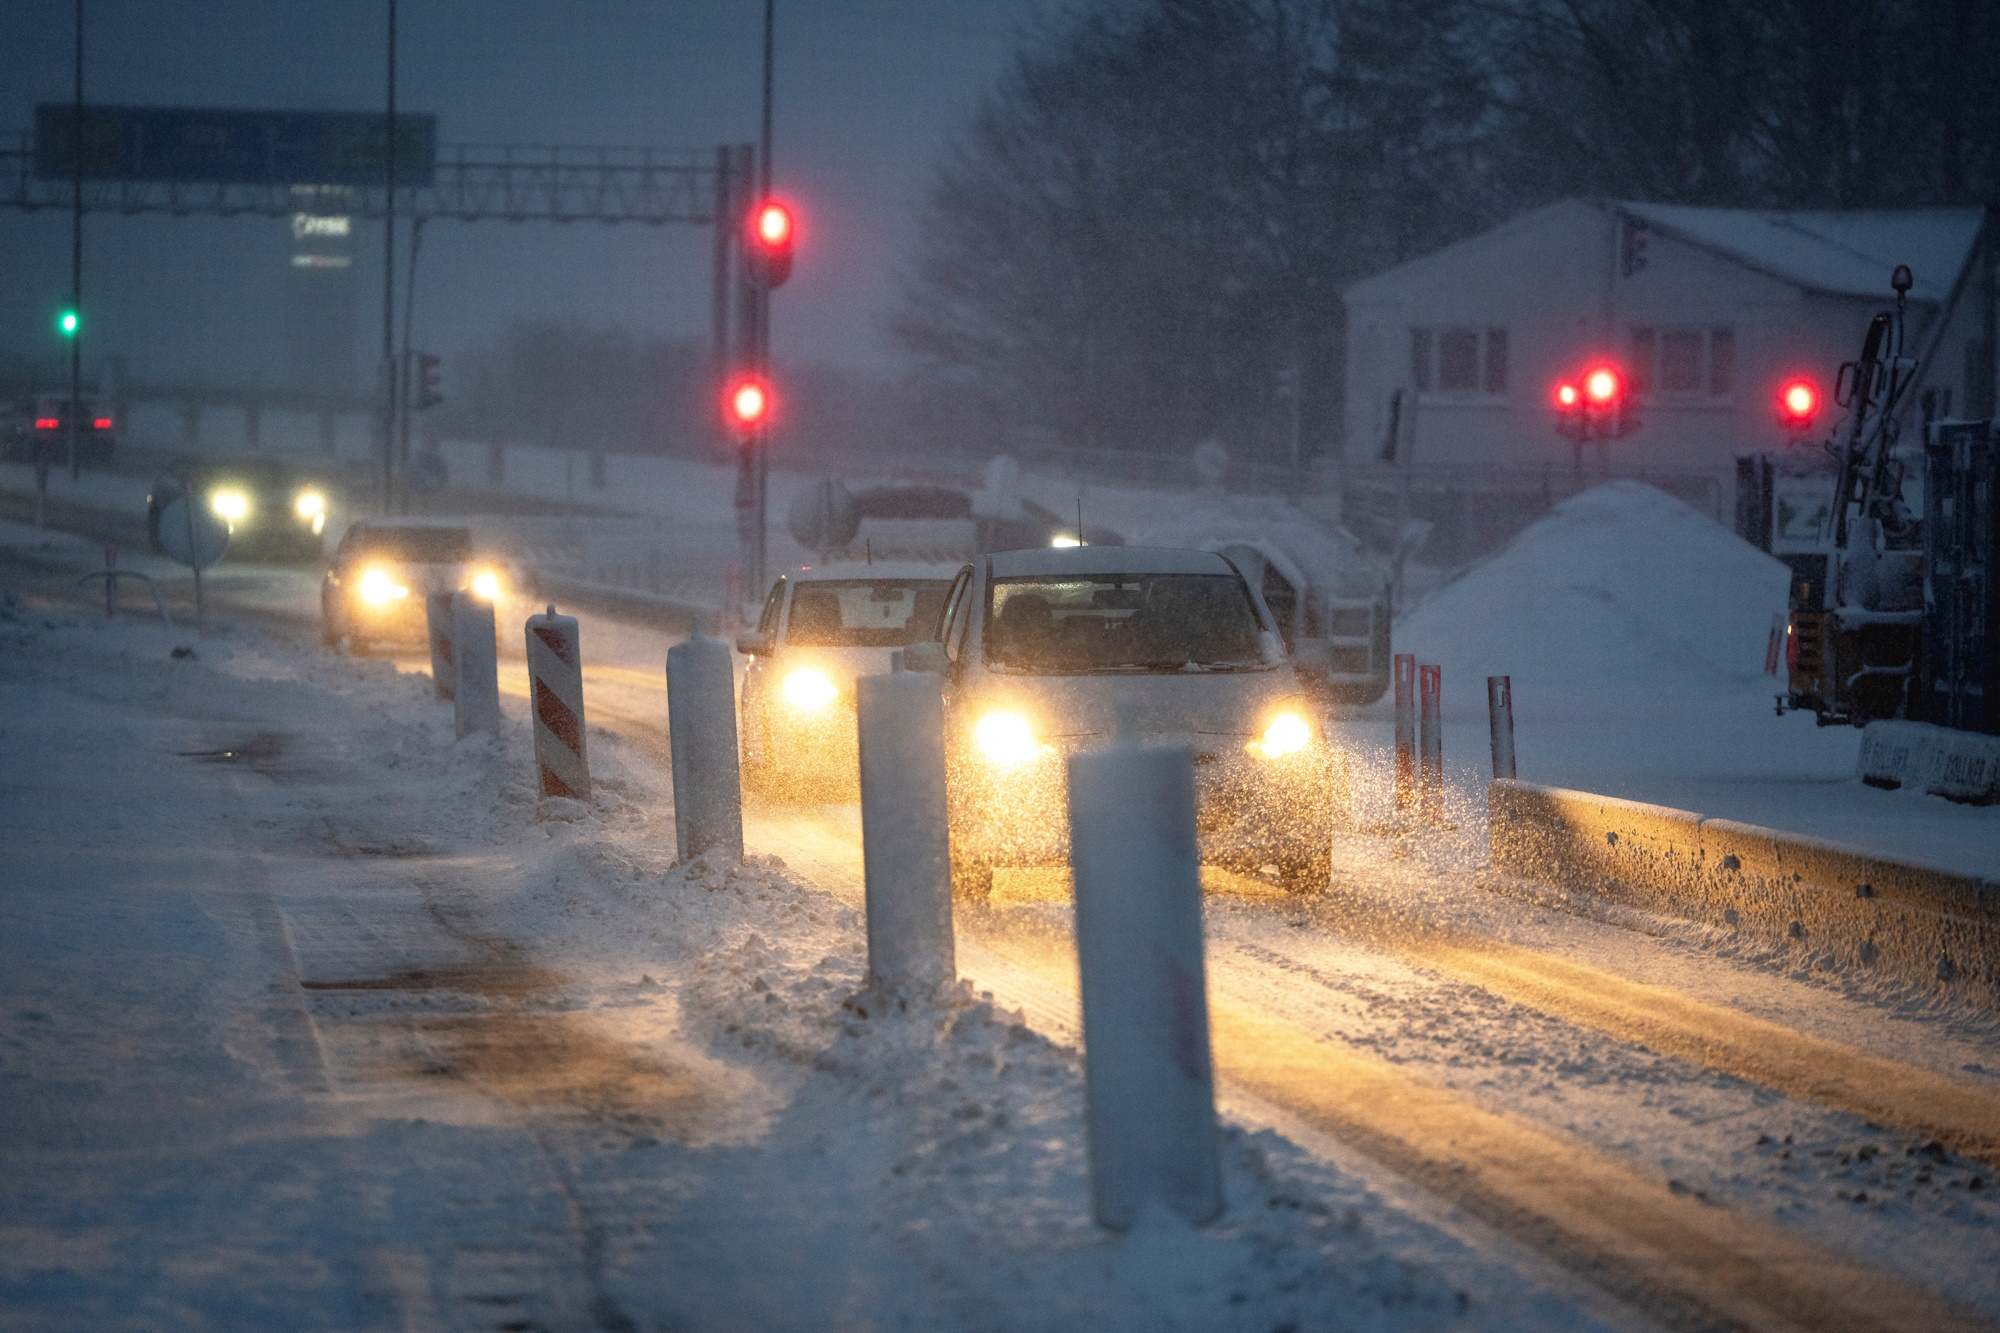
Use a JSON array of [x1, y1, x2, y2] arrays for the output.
[[1483, 329, 1509, 395], [1412, 325, 1508, 396], [1630, 325, 1733, 399], [1630, 328, 1656, 395], [1438, 329, 1480, 391]]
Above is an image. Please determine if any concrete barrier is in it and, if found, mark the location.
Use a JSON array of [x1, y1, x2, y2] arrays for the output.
[[856, 665, 956, 997], [1489, 778, 2000, 1005], [666, 625, 743, 863]]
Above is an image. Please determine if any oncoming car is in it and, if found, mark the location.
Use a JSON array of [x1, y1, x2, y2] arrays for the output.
[[907, 546, 1345, 896], [736, 563, 958, 792], [147, 459, 336, 564], [321, 521, 509, 650]]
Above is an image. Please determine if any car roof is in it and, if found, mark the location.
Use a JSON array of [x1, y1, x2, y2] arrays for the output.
[[986, 545, 1240, 578], [787, 561, 960, 583]]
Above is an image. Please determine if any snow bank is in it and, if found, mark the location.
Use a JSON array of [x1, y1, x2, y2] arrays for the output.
[[1394, 481, 1790, 720]]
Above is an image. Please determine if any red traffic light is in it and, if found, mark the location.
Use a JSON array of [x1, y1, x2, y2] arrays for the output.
[[1554, 381, 1579, 408], [744, 199, 795, 289], [726, 376, 772, 431], [1583, 365, 1622, 405], [1776, 378, 1819, 430]]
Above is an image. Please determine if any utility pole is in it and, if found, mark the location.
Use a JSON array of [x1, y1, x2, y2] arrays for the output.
[[66, 0, 82, 484], [399, 215, 424, 514], [379, 0, 398, 517], [751, 0, 775, 606]]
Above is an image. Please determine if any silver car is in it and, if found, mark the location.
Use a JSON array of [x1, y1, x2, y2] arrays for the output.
[[908, 546, 1346, 895]]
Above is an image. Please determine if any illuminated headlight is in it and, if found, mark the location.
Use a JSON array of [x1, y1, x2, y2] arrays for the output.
[[294, 490, 325, 519], [358, 566, 409, 605], [469, 570, 502, 601], [975, 711, 1043, 765], [781, 667, 838, 711], [1049, 534, 1081, 548], [1248, 711, 1311, 759], [209, 489, 250, 525]]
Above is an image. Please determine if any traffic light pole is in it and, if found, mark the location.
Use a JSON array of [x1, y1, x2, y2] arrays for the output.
[[378, 0, 398, 518], [753, 0, 774, 610], [66, 0, 83, 487]]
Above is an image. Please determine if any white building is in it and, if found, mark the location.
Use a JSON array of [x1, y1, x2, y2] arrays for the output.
[[1340, 199, 1991, 564]]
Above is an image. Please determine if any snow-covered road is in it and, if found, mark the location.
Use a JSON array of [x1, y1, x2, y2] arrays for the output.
[[5, 512, 1999, 1332]]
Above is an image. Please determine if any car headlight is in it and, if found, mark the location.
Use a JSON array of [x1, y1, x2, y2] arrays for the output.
[[781, 667, 838, 711], [294, 490, 325, 519], [975, 710, 1043, 765], [358, 566, 409, 605], [209, 489, 250, 525], [469, 570, 502, 601], [1248, 711, 1311, 759]]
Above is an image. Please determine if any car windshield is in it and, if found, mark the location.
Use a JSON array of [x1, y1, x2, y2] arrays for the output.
[[355, 527, 473, 563], [786, 579, 953, 648], [985, 572, 1265, 673]]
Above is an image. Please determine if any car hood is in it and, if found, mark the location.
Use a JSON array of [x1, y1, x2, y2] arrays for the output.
[[959, 666, 1299, 741], [773, 645, 911, 697]]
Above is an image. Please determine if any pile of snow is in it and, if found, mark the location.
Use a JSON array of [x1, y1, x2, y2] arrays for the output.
[[1394, 482, 1790, 720]]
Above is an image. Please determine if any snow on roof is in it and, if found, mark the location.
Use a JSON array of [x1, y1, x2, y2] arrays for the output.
[[1395, 481, 1790, 718], [788, 560, 962, 582], [987, 545, 1236, 577], [1619, 203, 1985, 303]]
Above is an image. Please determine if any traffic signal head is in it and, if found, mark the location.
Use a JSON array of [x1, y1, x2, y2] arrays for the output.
[[744, 200, 794, 289], [415, 353, 444, 410], [726, 376, 772, 433], [1776, 378, 1819, 431], [57, 308, 78, 338], [1584, 366, 1622, 405]]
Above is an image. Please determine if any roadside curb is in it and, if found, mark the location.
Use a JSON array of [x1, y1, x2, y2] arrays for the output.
[[1488, 778, 2000, 1007]]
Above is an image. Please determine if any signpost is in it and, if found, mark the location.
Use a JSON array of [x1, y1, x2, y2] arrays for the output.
[[153, 492, 229, 630]]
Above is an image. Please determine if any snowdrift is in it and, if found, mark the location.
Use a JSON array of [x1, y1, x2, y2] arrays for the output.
[[1394, 481, 1790, 719]]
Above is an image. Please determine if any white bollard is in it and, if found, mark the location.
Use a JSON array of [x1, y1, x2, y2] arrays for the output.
[[857, 664, 956, 995], [1067, 737, 1224, 1231], [451, 591, 502, 739], [526, 604, 590, 800], [1487, 674, 1516, 780], [666, 623, 743, 862], [1392, 652, 1416, 812], [1419, 662, 1443, 827], [425, 591, 456, 701]]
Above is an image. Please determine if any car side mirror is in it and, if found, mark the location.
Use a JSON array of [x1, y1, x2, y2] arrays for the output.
[[735, 631, 771, 656], [902, 641, 948, 674]]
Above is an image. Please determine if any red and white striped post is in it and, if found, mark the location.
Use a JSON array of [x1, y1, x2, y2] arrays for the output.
[[1419, 663, 1444, 827], [1393, 653, 1417, 813], [425, 591, 456, 702], [526, 604, 590, 800], [1486, 675, 1516, 779]]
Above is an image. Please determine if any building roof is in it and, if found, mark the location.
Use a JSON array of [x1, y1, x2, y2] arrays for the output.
[[1620, 203, 1985, 303], [1344, 198, 1986, 306]]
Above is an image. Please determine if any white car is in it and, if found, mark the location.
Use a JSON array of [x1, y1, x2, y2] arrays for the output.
[[906, 546, 1346, 895], [736, 562, 960, 793], [321, 522, 510, 650]]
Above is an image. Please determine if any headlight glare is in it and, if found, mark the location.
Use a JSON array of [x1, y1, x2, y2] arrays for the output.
[[781, 667, 838, 711], [294, 489, 325, 519], [470, 570, 501, 601], [209, 489, 249, 524], [358, 566, 409, 605], [1250, 711, 1311, 759], [975, 711, 1042, 765]]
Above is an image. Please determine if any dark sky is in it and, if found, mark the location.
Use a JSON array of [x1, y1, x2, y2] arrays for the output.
[[0, 1, 1045, 391]]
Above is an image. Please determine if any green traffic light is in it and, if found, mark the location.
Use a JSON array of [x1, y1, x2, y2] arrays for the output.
[[57, 309, 78, 337]]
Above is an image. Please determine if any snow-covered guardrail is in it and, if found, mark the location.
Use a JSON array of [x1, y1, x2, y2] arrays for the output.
[[1488, 779, 1999, 1006]]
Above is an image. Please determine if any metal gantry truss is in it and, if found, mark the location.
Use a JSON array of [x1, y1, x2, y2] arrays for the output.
[[0, 133, 735, 225]]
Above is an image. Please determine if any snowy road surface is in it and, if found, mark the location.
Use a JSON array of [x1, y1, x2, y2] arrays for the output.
[[4, 511, 2000, 1331]]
